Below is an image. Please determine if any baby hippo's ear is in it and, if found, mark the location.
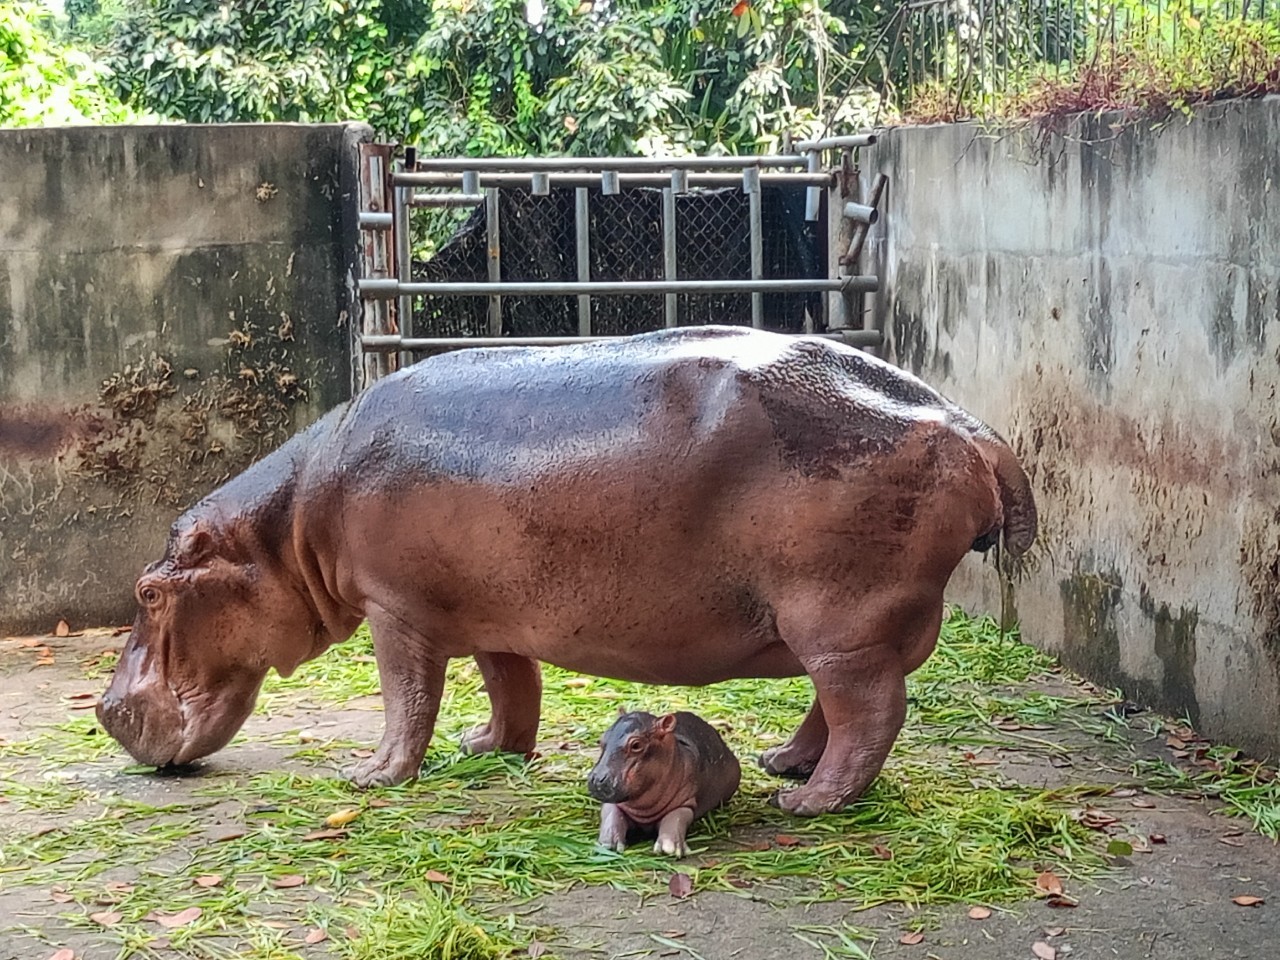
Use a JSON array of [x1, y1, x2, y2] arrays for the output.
[[656, 713, 677, 735], [617, 705, 627, 718]]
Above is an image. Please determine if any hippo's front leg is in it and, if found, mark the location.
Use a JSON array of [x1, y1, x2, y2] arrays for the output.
[[653, 807, 695, 858], [460, 652, 542, 756], [348, 606, 447, 788], [598, 803, 633, 853]]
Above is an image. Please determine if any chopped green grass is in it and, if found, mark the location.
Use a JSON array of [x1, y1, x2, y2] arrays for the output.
[[0, 609, 1175, 958]]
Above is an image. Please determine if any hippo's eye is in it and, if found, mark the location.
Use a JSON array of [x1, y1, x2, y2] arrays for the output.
[[139, 586, 161, 605], [627, 738, 644, 754]]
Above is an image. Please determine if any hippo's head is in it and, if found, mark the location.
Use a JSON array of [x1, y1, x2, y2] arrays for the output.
[[587, 710, 678, 804], [98, 517, 324, 769]]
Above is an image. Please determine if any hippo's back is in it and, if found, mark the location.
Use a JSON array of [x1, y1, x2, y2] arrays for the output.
[[332, 326, 969, 486]]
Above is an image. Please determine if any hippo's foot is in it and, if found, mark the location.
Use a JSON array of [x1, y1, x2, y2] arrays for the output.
[[597, 803, 631, 853], [758, 745, 819, 781], [770, 784, 848, 818], [345, 749, 421, 789], [653, 835, 690, 858], [460, 721, 537, 757]]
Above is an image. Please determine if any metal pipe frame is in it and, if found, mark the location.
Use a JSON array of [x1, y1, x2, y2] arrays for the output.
[[409, 193, 486, 207], [662, 187, 678, 328], [392, 162, 413, 369], [791, 133, 879, 151], [360, 277, 879, 298], [400, 172, 834, 189], [361, 328, 885, 354], [485, 187, 502, 336], [575, 187, 591, 337], [399, 154, 851, 173]]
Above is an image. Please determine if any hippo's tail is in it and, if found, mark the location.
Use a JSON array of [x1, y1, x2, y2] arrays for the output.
[[975, 433, 1037, 558]]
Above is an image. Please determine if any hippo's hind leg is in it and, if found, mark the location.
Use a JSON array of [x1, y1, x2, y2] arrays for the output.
[[460, 652, 542, 756], [760, 698, 827, 779], [771, 590, 943, 817], [347, 605, 447, 788]]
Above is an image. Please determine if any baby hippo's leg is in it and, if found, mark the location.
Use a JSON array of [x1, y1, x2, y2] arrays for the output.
[[653, 807, 695, 858], [598, 803, 633, 853]]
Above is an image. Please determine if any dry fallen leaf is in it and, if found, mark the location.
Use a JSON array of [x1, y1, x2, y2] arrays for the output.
[[49, 887, 75, 903], [1149, 833, 1167, 844], [1032, 942, 1057, 960], [304, 928, 329, 944], [1043, 927, 1065, 937], [528, 942, 547, 959], [1078, 809, 1119, 830], [90, 911, 123, 926], [1130, 797, 1156, 808], [1046, 893, 1079, 909], [105, 882, 135, 893], [668, 873, 693, 899], [968, 906, 992, 920], [564, 677, 591, 688], [272, 875, 305, 888], [368, 798, 394, 808], [65, 692, 96, 701], [324, 808, 360, 829], [156, 907, 202, 928], [423, 870, 450, 883], [899, 931, 925, 945], [345, 925, 361, 940], [1232, 895, 1265, 907], [262, 920, 292, 930], [212, 829, 246, 843], [194, 874, 222, 888], [303, 829, 348, 841], [350, 748, 375, 759], [872, 844, 893, 860], [55, 620, 70, 638], [774, 834, 801, 847], [48, 950, 75, 960], [1035, 871, 1064, 897], [1219, 835, 1246, 848]]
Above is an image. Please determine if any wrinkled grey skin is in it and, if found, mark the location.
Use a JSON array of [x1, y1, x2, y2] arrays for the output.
[[98, 325, 1036, 816], [589, 710, 741, 857]]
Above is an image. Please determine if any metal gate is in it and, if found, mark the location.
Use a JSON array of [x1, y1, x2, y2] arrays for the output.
[[355, 137, 887, 384]]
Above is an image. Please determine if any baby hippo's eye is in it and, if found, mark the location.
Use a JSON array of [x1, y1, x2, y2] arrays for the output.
[[627, 738, 644, 753]]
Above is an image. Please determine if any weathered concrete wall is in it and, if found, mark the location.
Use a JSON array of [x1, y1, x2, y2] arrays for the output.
[[865, 96, 1280, 757], [0, 123, 369, 634]]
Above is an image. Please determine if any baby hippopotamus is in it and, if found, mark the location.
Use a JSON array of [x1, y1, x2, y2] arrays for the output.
[[588, 710, 741, 857]]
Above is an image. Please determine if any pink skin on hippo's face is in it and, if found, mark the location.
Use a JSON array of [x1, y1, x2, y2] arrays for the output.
[[97, 524, 321, 769]]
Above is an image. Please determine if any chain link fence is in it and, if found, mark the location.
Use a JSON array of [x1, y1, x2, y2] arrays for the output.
[[410, 185, 824, 339]]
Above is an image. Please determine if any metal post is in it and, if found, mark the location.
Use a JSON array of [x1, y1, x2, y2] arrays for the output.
[[392, 159, 413, 369], [804, 150, 822, 222], [485, 187, 502, 337], [575, 187, 591, 337], [826, 149, 857, 332], [662, 186, 678, 328], [357, 143, 397, 385], [745, 167, 764, 329]]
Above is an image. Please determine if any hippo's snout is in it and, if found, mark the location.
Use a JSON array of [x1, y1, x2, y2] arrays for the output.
[[587, 767, 627, 804], [97, 684, 186, 768]]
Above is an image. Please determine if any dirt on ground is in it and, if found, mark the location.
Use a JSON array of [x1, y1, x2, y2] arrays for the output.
[[2, 630, 1279, 960]]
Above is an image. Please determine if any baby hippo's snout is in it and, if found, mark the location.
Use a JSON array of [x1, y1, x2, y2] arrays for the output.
[[589, 709, 740, 858], [586, 765, 627, 805]]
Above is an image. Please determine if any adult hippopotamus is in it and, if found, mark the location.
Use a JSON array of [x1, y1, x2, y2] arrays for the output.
[[98, 325, 1036, 816]]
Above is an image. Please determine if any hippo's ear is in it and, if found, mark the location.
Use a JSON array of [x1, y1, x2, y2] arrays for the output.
[[617, 705, 627, 718], [171, 526, 215, 569], [656, 713, 677, 735]]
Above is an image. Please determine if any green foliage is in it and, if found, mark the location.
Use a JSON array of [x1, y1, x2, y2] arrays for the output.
[[0, 0, 137, 126], [90, 0, 884, 154], [902, 0, 1280, 122]]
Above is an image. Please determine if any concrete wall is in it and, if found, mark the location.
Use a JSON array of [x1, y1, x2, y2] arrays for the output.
[[0, 123, 369, 635], [865, 96, 1280, 757]]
